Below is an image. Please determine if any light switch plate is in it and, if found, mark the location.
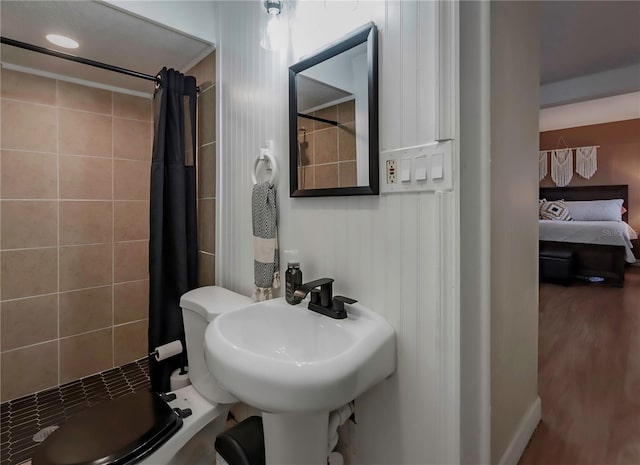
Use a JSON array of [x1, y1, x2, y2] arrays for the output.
[[379, 140, 453, 193], [431, 153, 444, 180], [400, 157, 411, 182], [415, 155, 428, 181]]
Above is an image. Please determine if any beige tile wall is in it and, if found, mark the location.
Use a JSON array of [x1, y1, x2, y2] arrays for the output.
[[0, 68, 152, 401], [297, 100, 357, 189], [187, 52, 216, 287]]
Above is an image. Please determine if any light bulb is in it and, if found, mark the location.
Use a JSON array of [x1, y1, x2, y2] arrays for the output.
[[264, 1, 282, 16]]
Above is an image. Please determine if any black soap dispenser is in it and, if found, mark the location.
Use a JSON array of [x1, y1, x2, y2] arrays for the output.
[[285, 250, 303, 305]]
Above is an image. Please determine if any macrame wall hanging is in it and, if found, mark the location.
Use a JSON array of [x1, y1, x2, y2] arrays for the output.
[[551, 148, 573, 187], [541, 136, 600, 187], [539, 151, 548, 182], [575, 146, 598, 179]]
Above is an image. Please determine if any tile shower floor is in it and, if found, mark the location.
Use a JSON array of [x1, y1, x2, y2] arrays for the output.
[[0, 358, 150, 465]]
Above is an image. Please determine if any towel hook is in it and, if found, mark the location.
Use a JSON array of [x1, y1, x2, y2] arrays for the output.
[[252, 140, 278, 186]]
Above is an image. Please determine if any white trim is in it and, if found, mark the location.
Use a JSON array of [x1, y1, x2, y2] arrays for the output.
[[540, 91, 640, 132], [214, 14, 222, 288], [498, 397, 542, 465], [199, 83, 216, 96], [459, 1, 492, 462], [438, 1, 461, 463], [0, 62, 152, 98], [435, 0, 456, 141], [437, 189, 462, 464]]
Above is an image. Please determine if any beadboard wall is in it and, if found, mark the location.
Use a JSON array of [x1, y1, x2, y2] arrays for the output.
[[214, 2, 459, 464]]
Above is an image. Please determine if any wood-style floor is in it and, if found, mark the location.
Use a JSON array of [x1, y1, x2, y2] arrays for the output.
[[519, 267, 640, 465]]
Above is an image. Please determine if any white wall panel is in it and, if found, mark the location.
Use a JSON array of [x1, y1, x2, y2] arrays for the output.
[[215, 2, 459, 463]]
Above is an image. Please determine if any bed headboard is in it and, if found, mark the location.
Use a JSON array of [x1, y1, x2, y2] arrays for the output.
[[539, 185, 629, 222]]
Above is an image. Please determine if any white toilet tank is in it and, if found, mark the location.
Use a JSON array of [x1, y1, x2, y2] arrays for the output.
[[180, 286, 253, 404]]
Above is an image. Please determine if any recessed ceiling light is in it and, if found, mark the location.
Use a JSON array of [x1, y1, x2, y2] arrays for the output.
[[46, 34, 79, 49]]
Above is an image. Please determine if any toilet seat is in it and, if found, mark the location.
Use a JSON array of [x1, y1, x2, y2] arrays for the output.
[[32, 391, 183, 465]]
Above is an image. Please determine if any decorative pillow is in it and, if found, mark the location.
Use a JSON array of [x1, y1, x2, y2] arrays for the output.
[[564, 199, 624, 222], [539, 199, 546, 219], [540, 199, 572, 221]]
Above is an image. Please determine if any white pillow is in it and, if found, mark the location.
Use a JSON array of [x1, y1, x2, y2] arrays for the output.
[[565, 199, 624, 222]]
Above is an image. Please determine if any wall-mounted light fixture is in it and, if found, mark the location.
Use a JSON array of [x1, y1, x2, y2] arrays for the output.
[[264, 0, 283, 16], [260, 0, 288, 51]]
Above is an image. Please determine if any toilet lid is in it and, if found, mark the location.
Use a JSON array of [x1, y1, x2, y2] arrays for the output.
[[32, 391, 182, 465]]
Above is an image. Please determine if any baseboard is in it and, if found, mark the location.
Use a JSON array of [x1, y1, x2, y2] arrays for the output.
[[498, 396, 541, 465]]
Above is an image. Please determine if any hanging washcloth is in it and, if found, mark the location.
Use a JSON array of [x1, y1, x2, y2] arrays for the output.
[[551, 148, 573, 187], [576, 146, 597, 179], [539, 151, 549, 182], [252, 181, 280, 301]]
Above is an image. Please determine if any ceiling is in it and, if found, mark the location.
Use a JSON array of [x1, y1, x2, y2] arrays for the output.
[[3, 1, 637, 94], [541, 1, 640, 84], [297, 75, 352, 112], [0, 1, 213, 94]]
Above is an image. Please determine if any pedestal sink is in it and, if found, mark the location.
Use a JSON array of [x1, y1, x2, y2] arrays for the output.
[[204, 297, 396, 465]]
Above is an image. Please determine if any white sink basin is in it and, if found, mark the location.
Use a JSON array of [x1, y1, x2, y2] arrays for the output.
[[204, 297, 396, 413]]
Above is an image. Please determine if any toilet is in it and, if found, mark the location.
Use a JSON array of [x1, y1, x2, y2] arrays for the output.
[[33, 286, 253, 465]]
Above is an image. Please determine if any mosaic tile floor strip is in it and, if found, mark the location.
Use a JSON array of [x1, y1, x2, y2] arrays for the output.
[[0, 358, 150, 465]]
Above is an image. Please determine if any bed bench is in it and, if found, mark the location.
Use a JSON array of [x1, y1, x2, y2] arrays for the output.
[[540, 249, 575, 285]]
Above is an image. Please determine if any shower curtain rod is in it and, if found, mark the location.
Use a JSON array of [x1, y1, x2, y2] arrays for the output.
[[297, 112, 338, 127], [1, 37, 158, 82], [1, 37, 200, 92]]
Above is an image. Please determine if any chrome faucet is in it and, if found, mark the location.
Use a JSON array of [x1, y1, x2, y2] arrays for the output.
[[293, 278, 357, 319]]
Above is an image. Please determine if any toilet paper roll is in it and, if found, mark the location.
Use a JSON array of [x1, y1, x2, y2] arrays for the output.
[[170, 368, 191, 391], [153, 340, 183, 362]]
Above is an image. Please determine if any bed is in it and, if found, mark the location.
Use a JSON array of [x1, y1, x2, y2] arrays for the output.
[[539, 185, 635, 287]]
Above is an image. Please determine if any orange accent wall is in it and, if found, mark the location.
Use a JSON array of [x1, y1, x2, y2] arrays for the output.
[[540, 118, 640, 258]]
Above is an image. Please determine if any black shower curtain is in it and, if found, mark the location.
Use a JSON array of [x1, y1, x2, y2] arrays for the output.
[[148, 68, 198, 393]]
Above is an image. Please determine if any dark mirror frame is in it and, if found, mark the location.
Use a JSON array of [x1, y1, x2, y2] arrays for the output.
[[289, 23, 379, 197]]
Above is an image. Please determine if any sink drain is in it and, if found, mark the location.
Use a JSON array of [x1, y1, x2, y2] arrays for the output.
[[33, 426, 59, 443]]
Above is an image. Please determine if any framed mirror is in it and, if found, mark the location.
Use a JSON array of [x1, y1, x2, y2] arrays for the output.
[[289, 23, 378, 197]]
